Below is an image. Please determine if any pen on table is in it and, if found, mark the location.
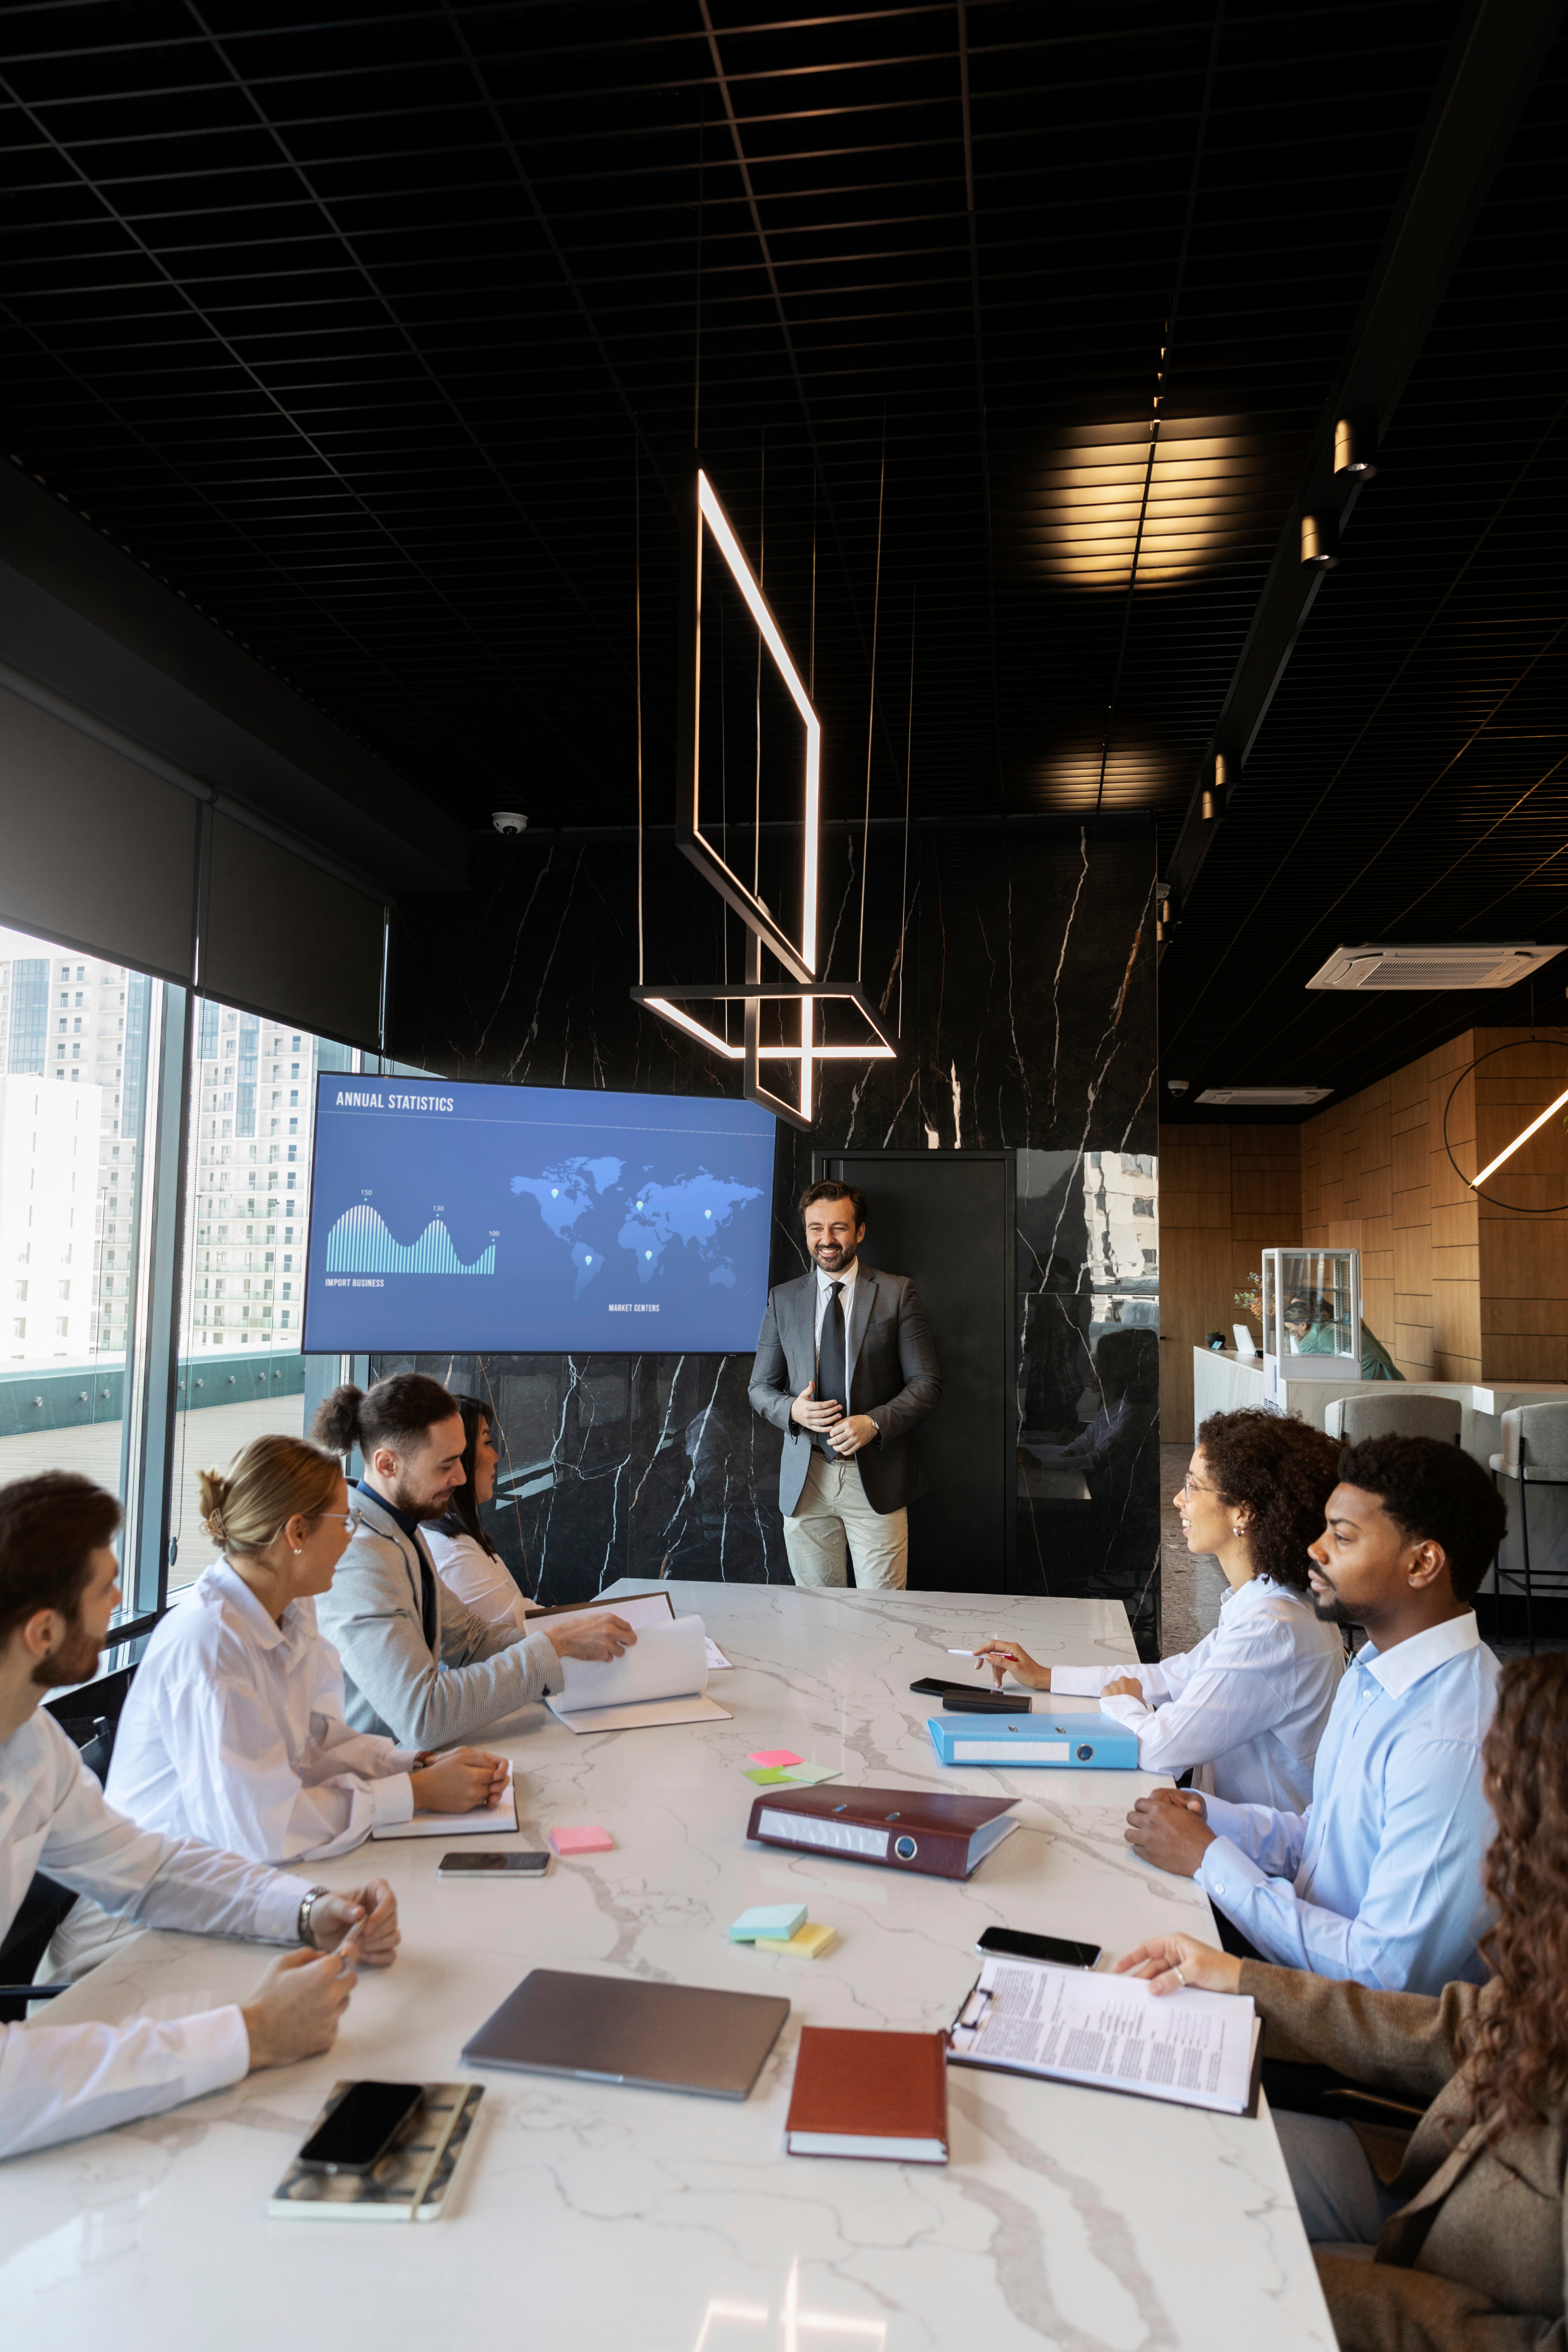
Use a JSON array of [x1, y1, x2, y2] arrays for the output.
[[947, 1647, 1017, 1661]]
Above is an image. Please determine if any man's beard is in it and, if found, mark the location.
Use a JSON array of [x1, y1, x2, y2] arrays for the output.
[[31, 1614, 103, 1691], [1308, 1585, 1357, 1628], [812, 1244, 857, 1270], [392, 1481, 456, 1523]]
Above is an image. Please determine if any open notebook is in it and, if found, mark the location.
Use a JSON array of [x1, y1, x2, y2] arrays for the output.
[[545, 1614, 731, 1734]]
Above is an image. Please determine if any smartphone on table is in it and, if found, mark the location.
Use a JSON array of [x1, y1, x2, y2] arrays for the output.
[[976, 1925, 1102, 1970], [437, 1850, 551, 1878], [297, 2080, 424, 2175]]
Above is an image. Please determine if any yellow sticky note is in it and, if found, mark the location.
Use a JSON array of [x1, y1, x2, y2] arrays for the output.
[[755, 1920, 838, 1959]]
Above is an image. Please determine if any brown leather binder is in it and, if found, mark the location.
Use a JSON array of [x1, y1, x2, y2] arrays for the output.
[[744, 1783, 1018, 1879], [785, 2026, 948, 2161]]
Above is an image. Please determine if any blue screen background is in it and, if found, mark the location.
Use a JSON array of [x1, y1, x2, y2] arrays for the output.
[[302, 1078, 777, 1353]]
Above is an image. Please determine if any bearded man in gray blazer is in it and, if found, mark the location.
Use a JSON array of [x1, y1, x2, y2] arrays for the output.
[[748, 1181, 941, 1589]]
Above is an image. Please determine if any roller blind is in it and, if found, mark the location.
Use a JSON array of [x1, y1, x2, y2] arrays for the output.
[[0, 679, 199, 982], [202, 810, 385, 1049]]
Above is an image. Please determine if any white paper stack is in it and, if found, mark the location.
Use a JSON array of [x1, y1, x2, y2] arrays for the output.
[[545, 1614, 731, 1733]]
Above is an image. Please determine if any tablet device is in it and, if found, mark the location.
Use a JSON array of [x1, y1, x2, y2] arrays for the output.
[[461, 1969, 789, 2100]]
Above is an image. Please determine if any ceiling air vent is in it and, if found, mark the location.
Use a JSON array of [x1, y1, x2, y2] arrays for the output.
[[1305, 942, 1564, 991], [1195, 1087, 1332, 1107]]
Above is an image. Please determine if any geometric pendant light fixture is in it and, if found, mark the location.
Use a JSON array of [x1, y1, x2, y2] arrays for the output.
[[632, 462, 899, 1132]]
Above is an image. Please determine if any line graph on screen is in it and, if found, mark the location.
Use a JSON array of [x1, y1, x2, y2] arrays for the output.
[[324, 1204, 497, 1277]]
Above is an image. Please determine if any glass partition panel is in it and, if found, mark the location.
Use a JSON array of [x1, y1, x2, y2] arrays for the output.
[[0, 922, 156, 1546]]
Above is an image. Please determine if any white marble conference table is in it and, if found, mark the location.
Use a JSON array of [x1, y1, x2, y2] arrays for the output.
[[3, 1584, 1330, 2352]]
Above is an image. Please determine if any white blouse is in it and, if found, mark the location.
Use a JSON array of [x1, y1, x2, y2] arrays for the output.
[[90, 1559, 419, 1863], [1052, 1574, 1345, 1809], [423, 1525, 536, 1633]]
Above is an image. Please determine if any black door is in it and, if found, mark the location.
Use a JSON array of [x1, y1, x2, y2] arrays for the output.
[[817, 1150, 1014, 1592]]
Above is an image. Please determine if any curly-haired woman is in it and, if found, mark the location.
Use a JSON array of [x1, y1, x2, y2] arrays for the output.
[[971, 1408, 1345, 1805], [1116, 1653, 1568, 2350]]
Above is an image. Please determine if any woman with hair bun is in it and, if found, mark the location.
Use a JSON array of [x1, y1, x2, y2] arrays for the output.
[[51, 1434, 506, 1979], [971, 1407, 1345, 1806]]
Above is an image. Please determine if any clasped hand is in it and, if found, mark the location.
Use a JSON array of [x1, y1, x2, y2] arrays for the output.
[[1123, 1786, 1215, 1878], [791, 1382, 876, 1455]]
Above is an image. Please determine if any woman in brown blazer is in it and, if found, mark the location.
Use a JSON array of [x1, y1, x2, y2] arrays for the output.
[[1117, 1651, 1566, 2350]]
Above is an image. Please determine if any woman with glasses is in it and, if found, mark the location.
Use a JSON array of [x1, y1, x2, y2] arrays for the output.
[[424, 1393, 536, 1633], [51, 1434, 506, 1980], [971, 1409, 1345, 1808]]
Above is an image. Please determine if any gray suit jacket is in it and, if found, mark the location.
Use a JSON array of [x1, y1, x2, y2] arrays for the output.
[[748, 1260, 941, 1516], [316, 1485, 564, 1746]]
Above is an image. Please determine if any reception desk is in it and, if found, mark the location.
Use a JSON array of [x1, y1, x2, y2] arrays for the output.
[[1192, 1348, 1567, 1608]]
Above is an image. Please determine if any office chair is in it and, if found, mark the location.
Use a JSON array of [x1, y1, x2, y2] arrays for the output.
[[0, 1677, 134, 2019], [1489, 1401, 1568, 1655]]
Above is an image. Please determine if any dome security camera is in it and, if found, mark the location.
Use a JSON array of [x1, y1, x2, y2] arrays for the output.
[[1166, 1078, 1189, 1097], [491, 811, 528, 836]]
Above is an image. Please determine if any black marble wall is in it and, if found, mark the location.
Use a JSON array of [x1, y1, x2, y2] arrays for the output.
[[382, 819, 1161, 1645]]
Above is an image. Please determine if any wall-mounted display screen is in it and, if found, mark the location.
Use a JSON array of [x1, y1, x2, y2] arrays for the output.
[[301, 1077, 776, 1354]]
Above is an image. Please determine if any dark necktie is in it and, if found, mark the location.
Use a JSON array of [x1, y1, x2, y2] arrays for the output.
[[818, 1279, 847, 1456]]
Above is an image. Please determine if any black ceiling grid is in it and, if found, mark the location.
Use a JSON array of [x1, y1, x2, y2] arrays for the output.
[[1, 3, 1559, 1109], [1157, 28, 1568, 1116]]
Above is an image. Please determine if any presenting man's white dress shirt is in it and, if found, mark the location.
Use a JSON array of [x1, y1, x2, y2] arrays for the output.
[[1052, 1573, 1344, 1808], [1193, 1611, 1500, 1993], [0, 1708, 311, 2161]]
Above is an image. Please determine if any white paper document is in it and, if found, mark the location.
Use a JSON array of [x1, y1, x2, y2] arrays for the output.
[[948, 1958, 1258, 2115], [371, 1769, 518, 1841], [705, 1638, 732, 1670], [545, 1614, 731, 1732]]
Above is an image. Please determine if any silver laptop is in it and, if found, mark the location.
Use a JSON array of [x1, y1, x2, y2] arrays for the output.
[[462, 1969, 790, 2100]]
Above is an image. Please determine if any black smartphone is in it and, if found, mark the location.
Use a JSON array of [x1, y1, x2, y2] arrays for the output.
[[909, 1677, 1030, 1713], [297, 2081, 424, 2175], [437, 1850, 551, 1877], [976, 1925, 1102, 1970]]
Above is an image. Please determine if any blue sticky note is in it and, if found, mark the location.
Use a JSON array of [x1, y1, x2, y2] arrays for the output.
[[729, 1903, 808, 1943]]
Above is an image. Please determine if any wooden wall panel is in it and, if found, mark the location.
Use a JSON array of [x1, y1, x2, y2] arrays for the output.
[[1472, 1027, 1568, 1384], [1158, 1124, 1302, 1441]]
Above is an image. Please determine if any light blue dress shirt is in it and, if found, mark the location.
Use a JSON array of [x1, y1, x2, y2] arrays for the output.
[[1194, 1612, 1500, 1994]]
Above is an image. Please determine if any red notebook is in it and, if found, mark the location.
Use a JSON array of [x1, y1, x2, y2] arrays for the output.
[[784, 2027, 948, 2163]]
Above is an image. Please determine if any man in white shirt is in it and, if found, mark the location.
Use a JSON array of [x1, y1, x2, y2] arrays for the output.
[[1122, 1436, 1507, 1995], [0, 1471, 397, 2162]]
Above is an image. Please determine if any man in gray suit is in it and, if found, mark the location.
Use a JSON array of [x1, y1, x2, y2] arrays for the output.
[[312, 1373, 633, 1746], [749, 1181, 941, 1588]]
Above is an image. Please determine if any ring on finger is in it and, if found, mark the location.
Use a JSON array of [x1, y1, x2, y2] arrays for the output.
[[1173, 1964, 1186, 1987]]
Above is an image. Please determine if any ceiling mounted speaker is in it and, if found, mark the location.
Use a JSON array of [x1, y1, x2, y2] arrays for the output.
[[1306, 943, 1565, 991]]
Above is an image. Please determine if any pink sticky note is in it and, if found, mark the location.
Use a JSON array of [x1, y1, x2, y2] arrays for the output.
[[748, 1750, 803, 1769], [550, 1825, 614, 1855]]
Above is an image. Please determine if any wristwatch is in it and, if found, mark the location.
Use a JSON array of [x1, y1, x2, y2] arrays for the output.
[[297, 1884, 331, 1949]]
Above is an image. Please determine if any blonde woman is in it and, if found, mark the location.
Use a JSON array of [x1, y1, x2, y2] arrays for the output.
[[50, 1436, 505, 1979]]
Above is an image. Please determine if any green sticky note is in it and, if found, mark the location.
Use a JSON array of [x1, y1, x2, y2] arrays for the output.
[[744, 1766, 793, 1784], [780, 1762, 841, 1785]]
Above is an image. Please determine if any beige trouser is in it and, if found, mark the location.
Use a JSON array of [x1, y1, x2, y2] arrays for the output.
[[783, 1452, 908, 1589]]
